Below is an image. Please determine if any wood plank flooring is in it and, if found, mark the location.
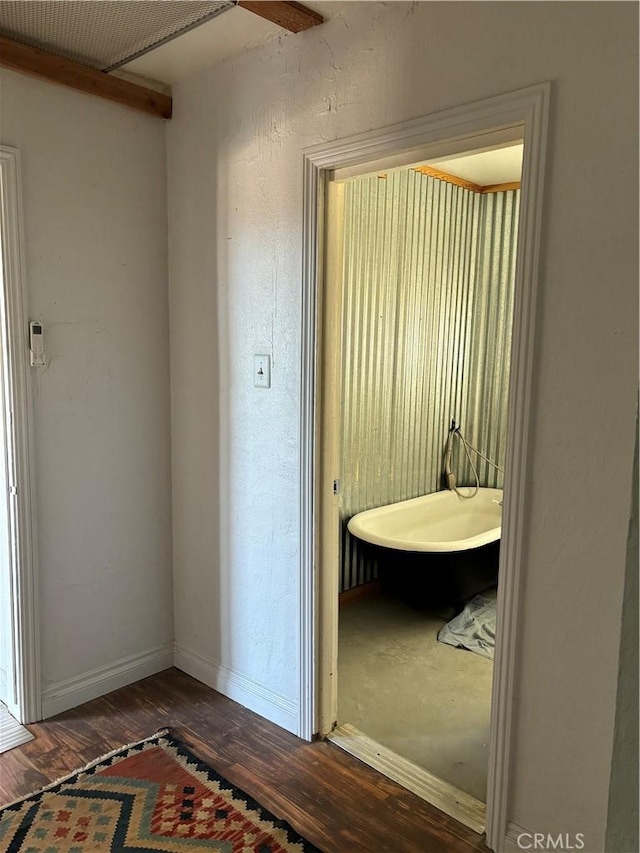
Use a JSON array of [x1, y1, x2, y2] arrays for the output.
[[0, 668, 490, 853]]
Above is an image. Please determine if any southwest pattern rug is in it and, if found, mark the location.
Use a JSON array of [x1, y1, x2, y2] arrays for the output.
[[0, 729, 320, 852]]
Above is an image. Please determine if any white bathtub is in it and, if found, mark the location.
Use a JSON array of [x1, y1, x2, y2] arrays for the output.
[[347, 487, 503, 553]]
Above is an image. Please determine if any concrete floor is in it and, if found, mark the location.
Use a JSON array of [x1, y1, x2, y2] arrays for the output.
[[338, 592, 493, 801]]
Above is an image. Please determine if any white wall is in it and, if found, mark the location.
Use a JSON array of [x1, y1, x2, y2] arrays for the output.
[[0, 70, 174, 715], [166, 2, 638, 849]]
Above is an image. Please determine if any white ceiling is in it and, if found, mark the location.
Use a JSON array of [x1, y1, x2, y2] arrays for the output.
[[121, 1, 344, 85], [0, 1, 344, 87], [120, 5, 278, 83], [0, 0, 234, 72], [428, 145, 524, 186], [0, 0, 526, 187]]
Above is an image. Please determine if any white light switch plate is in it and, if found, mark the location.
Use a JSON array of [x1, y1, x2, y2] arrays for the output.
[[254, 354, 271, 388]]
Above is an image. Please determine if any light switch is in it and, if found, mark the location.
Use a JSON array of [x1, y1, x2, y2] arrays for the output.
[[254, 354, 271, 388]]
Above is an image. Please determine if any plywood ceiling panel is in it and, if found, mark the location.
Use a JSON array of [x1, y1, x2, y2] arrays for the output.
[[121, 4, 281, 84], [0, 0, 234, 71]]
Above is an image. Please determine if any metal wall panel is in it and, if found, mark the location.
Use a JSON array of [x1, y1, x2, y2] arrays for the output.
[[458, 189, 520, 488], [339, 170, 519, 591]]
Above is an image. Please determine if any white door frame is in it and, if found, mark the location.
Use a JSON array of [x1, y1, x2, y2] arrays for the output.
[[298, 84, 550, 851], [0, 145, 41, 724]]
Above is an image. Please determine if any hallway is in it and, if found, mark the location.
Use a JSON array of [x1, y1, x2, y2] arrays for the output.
[[0, 669, 488, 853]]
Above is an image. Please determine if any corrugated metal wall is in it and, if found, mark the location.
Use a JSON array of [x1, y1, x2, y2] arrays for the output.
[[458, 189, 520, 488], [339, 169, 520, 591]]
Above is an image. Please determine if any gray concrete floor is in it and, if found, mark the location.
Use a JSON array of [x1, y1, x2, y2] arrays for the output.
[[338, 593, 493, 801]]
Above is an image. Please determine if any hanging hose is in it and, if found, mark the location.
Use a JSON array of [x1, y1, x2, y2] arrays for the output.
[[443, 420, 505, 500]]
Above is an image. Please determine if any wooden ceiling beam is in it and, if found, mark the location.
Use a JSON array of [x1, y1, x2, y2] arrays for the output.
[[0, 35, 172, 119], [238, 1, 323, 33]]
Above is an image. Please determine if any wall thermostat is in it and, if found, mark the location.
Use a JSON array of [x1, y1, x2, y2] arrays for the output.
[[29, 321, 45, 367]]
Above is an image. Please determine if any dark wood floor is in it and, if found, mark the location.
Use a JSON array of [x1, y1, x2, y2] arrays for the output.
[[0, 668, 489, 852]]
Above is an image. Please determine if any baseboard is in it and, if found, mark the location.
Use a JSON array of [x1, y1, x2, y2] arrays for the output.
[[503, 822, 531, 852], [339, 579, 382, 608], [174, 642, 298, 735], [42, 644, 174, 718]]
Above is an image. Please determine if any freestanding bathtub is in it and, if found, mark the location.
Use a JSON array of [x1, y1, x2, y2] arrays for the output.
[[347, 487, 503, 553], [347, 488, 502, 609]]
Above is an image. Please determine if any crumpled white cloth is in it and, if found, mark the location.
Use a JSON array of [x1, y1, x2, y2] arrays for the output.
[[437, 587, 497, 660]]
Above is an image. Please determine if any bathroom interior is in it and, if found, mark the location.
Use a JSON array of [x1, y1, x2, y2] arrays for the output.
[[333, 142, 523, 805]]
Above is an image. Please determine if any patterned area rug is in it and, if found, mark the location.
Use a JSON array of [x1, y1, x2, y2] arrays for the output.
[[0, 729, 320, 852]]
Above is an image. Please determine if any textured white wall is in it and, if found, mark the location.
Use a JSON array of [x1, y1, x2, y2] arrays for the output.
[[166, 1, 637, 849], [0, 71, 173, 705]]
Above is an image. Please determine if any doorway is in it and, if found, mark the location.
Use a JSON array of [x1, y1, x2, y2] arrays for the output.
[[0, 144, 40, 735], [299, 85, 550, 852], [325, 143, 522, 831]]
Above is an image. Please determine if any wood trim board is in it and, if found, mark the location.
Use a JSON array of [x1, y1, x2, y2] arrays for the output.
[[0, 35, 172, 119], [338, 580, 382, 609], [328, 724, 486, 835], [238, 1, 323, 32], [413, 165, 484, 192], [403, 166, 521, 194], [479, 181, 521, 194]]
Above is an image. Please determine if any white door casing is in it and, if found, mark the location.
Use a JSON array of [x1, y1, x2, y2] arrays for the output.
[[299, 84, 550, 851], [0, 145, 41, 724]]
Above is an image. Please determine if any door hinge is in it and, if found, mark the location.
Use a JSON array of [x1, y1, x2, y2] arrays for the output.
[[332, 479, 340, 495]]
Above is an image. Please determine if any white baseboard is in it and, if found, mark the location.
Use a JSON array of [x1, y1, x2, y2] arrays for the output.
[[174, 642, 298, 734], [503, 822, 531, 852], [42, 644, 174, 718]]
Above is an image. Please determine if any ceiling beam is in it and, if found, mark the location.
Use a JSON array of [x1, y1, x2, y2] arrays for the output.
[[0, 35, 172, 119], [237, 1, 323, 33]]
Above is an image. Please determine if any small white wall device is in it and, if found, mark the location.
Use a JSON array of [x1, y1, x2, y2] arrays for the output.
[[253, 354, 271, 388], [29, 321, 45, 367]]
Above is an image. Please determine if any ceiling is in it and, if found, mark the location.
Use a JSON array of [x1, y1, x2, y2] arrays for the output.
[[0, 3, 526, 185], [0, 1, 342, 87], [122, 4, 286, 84], [342, 144, 525, 188], [0, 1, 234, 72], [429, 145, 524, 186]]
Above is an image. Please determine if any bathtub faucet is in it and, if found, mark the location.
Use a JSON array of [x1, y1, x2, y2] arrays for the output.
[[444, 421, 476, 498], [444, 421, 460, 490], [443, 420, 505, 501]]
